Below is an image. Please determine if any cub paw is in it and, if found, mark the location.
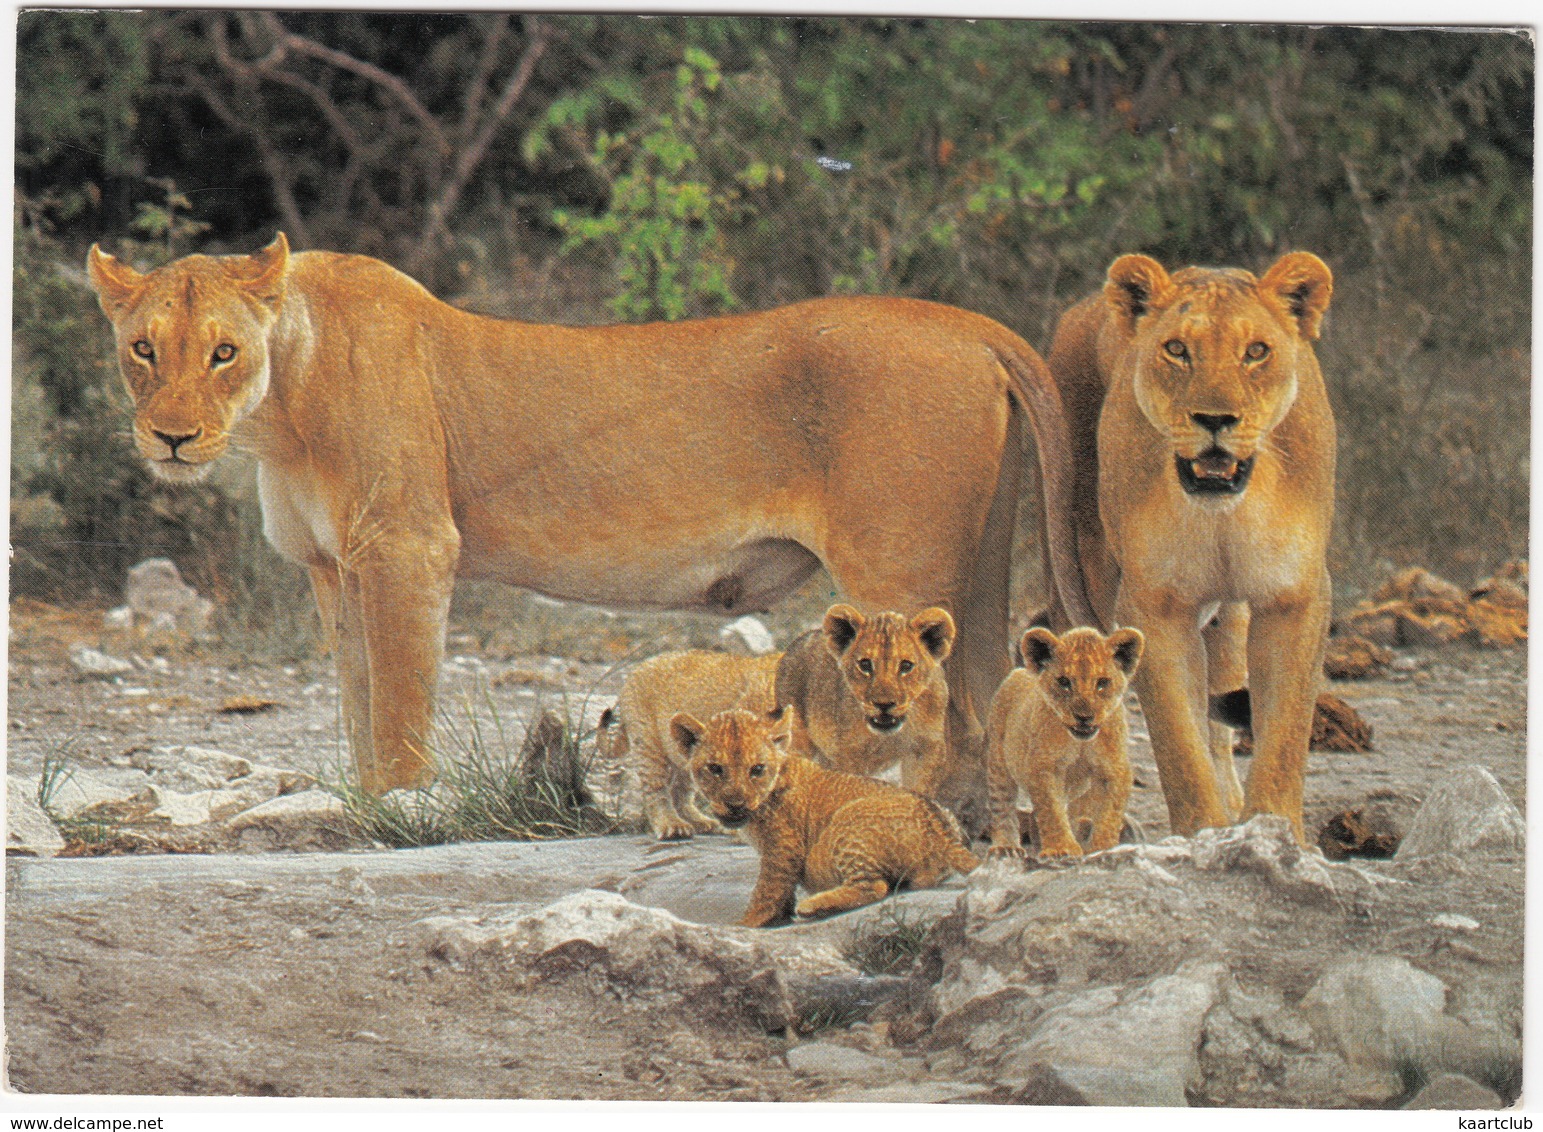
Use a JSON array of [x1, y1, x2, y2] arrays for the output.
[[651, 820, 696, 842], [987, 842, 1028, 860]]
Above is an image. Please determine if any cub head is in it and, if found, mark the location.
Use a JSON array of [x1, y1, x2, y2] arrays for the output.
[[1022, 626, 1144, 740], [86, 233, 291, 484], [671, 707, 794, 829], [822, 604, 955, 735], [1103, 251, 1332, 502]]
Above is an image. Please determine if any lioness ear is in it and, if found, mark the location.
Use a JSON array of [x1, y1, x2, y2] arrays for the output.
[[1104, 254, 1171, 323], [1107, 628, 1145, 676], [1259, 252, 1333, 340], [668, 712, 705, 761], [86, 245, 146, 314], [910, 608, 956, 662], [823, 604, 864, 657], [1022, 628, 1058, 673], [241, 232, 291, 311]]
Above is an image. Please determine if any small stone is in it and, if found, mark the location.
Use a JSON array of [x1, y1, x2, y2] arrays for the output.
[[42, 767, 139, 821], [226, 789, 348, 834], [1299, 956, 1447, 1070], [147, 786, 216, 827], [786, 1041, 897, 1079], [68, 643, 133, 678], [1431, 913, 1480, 933], [7, 778, 65, 857], [718, 615, 776, 656], [1404, 1072, 1506, 1110], [1192, 814, 1335, 899], [1397, 766, 1524, 861], [124, 557, 214, 639]]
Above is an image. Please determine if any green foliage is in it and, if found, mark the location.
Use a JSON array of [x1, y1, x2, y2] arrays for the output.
[[553, 47, 739, 320]]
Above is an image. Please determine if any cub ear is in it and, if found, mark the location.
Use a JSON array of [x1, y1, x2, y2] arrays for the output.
[[1107, 627, 1145, 676], [1258, 252, 1333, 340], [1021, 627, 1058, 673], [910, 607, 956, 662], [241, 232, 291, 311], [823, 604, 865, 657], [86, 245, 146, 314], [668, 712, 705, 760], [1104, 254, 1171, 323]]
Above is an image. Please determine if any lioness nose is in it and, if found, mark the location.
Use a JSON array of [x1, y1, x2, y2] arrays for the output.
[[1191, 413, 1239, 434], [152, 427, 202, 454]]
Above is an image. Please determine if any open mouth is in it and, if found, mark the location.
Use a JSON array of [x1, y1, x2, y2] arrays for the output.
[[1068, 723, 1100, 740], [867, 713, 904, 734], [1175, 449, 1255, 496], [717, 806, 751, 829]]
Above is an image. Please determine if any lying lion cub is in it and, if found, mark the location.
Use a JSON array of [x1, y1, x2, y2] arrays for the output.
[[774, 604, 955, 797], [671, 707, 978, 927], [600, 650, 780, 841], [986, 626, 1145, 860]]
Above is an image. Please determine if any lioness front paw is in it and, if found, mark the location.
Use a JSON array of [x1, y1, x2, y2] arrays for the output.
[[1036, 839, 1083, 861]]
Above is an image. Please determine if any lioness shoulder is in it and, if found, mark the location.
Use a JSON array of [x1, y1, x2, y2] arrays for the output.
[[670, 706, 978, 927], [774, 604, 955, 796], [602, 650, 779, 841]]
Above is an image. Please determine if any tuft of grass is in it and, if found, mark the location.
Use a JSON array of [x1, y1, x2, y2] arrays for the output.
[[325, 683, 619, 848], [842, 903, 940, 977]]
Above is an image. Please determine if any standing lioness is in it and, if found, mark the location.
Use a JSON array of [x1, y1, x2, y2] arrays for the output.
[[1045, 252, 1336, 842], [88, 234, 1092, 793]]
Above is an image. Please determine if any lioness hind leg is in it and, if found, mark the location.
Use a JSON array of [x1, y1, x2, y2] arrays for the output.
[[796, 877, 890, 919]]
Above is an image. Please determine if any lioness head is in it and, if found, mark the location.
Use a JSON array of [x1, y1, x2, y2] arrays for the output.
[[822, 604, 955, 734], [86, 234, 292, 483], [1022, 626, 1144, 740], [671, 707, 793, 828], [1103, 252, 1333, 501]]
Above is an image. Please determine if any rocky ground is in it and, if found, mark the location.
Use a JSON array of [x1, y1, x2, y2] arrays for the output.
[[3, 592, 1529, 1107]]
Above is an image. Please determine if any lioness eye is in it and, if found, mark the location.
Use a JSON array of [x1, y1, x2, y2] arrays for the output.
[[857, 659, 874, 675], [131, 340, 154, 360], [898, 660, 913, 675], [1163, 339, 1188, 360], [1057, 676, 1072, 690], [1245, 341, 1269, 361], [749, 764, 766, 778], [707, 764, 725, 778], [212, 343, 238, 364]]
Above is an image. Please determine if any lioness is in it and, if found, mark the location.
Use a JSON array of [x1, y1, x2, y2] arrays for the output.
[[599, 649, 780, 840], [87, 235, 1092, 793], [774, 605, 955, 801], [985, 625, 1143, 859], [671, 707, 978, 927], [1045, 252, 1335, 841]]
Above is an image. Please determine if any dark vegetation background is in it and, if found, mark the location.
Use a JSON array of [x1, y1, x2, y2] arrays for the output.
[[11, 14, 1533, 655]]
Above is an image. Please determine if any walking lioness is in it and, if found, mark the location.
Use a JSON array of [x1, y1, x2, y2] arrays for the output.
[[87, 234, 1093, 793], [671, 707, 978, 927], [1045, 252, 1336, 841]]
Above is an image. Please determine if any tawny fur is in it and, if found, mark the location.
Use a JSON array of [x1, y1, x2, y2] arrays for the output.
[[672, 708, 978, 927], [1045, 252, 1335, 843], [600, 650, 780, 840], [986, 626, 1144, 859], [774, 605, 956, 799], [87, 235, 1093, 795]]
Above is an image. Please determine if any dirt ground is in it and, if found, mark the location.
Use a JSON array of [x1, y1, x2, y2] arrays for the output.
[[3, 596, 1529, 1102]]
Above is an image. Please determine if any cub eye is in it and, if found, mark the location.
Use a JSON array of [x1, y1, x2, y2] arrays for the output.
[[131, 340, 154, 360], [749, 764, 766, 778], [706, 764, 725, 778], [1056, 676, 1072, 690], [211, 343, 238, 364], [1244, 341, 1270, 361], [897, 660, 914, 675], [1163, 339, 1188, 360], [1096, 678, 1111, 692], [857, 659, 874, 675]]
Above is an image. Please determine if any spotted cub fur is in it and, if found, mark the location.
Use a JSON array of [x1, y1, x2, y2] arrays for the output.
[[671, 706, 978, 927], [774, 604, 955, 797], [986, 626, 1145, 859], [600, 650, 780, 841]]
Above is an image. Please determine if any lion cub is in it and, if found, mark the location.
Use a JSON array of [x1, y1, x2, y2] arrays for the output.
[[600, 650, 780, 841], [774, 604, 955, 796], [986, 626, 1145, 860], [671, 707, 978, 927]]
